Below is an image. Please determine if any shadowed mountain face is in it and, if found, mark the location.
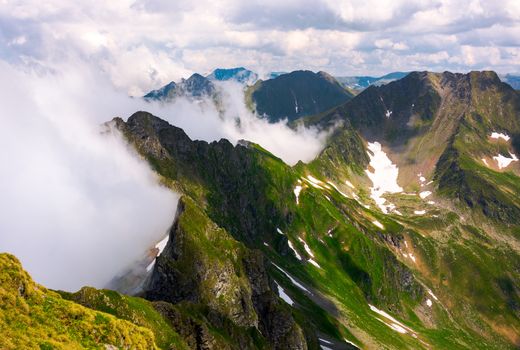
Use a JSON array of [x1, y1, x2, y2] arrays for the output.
[[248, 70, 354, 122]]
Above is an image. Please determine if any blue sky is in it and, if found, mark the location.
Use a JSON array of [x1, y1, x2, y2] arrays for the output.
[[1, 0, 519, 94]]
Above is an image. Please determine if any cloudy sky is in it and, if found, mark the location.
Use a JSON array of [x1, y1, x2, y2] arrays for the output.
[[1, 0, 519, 95]]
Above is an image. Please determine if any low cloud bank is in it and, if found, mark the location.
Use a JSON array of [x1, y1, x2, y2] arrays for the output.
[[145, 80, 330, 165], [0, 59, 329, 291], [0, 61, 179, 291]]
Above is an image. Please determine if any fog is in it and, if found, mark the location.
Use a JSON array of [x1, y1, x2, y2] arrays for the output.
[[0, 62, 179, 291], [146, 80, 330, 165], [0, 60, 329, 291]]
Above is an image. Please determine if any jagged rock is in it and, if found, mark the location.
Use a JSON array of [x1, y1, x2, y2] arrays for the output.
[[243, 251, 308, 350]]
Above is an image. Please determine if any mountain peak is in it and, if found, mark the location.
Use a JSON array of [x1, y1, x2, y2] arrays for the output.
[[207, 67, 258, 84], [248, 69, 353, 122]]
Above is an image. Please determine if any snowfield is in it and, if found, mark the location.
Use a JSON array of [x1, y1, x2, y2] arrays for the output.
[[490, 132, 510, 141], [365, 142, 403, 213], [493, 153, 518, 169], [275, 282, 294, 305], [146, 234, 170, 272]]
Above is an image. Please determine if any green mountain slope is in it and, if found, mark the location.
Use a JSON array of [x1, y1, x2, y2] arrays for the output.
[[0, 253, 159, 350], [109, 99, 519, 349], [309, 71, 520, 222]]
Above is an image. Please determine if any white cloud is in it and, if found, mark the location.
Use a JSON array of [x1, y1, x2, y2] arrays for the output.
[[0, 58, 330, 292], [0, 0, 518, 293], [0, 0, 519, 93], [145, 80, 330, 165], [0, 60, 179, 291]]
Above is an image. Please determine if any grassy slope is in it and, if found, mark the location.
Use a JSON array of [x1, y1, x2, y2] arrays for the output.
[[0, 253, 158, 350], [118, 111, 519, 349], [59, 287, 190, 350]]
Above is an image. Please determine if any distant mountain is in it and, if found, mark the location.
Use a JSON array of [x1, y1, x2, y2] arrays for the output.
[[267, 71, 287, 79], [144, 73, 217, 101], [206, 67, 258, 84], [247, 70, 354, 122], [500, 73, 520, 90], [336, 72, 409, 90], [142, 81, 177, 100]]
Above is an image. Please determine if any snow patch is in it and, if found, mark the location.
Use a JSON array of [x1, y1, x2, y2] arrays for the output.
[[272, 263, 311, 294], [493, 153, 518, 169], [277, 228, 284, 235], [343, 338, 359, 348], [294, 185, 302, 205], [426, 299, 432, 307], [369, 304, 414, 335], [145, 261, 155, 272], [414, 210, 426, 215], [263, 242, 269, 247], [307, 175, 322, 185], [482, 158, 489, 166], [428, 289, 439, 301], [490, 132, 510, 141], [304, 176, 326, 189], [388, 322, 408, 334], [385, 110, 393, 118], [327, 181, 349, 198], [419, 191, 432, 199], [345, 180, 355, 189], [427, 201, 435, 205], [156, 235, 169, 256], [372, 220, 385, 230], [288, 240, 302, 260], [146, 234, 170, 272], [365, 142, 403, 213], [275, 282, 294, 305], [298, 237, 315, 258], [308, 258, 321, 269]]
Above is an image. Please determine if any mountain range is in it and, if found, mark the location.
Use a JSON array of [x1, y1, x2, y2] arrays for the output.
[[335, 72, 410, 91], [2, 69, 520, 349]]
